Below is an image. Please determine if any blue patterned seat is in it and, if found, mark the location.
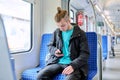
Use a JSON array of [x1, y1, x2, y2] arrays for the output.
[[102, 36, 108, 60], [22, 34, 52, 80], [86, 32, 97, 80], [21, 32, 97, 80]]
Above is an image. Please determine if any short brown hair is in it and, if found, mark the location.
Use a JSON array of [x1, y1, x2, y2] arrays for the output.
[[54, 7, 69, 22]]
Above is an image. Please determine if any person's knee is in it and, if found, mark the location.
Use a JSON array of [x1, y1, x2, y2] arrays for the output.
[[36, 72, 42, 80], [65, 74, 81, 80], [36, 70, 46, 80], [36, 74, 48, 80], [36, 70, 52, 80]]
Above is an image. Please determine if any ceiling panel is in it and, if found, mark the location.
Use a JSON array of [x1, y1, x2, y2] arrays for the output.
[[101, 0, 120, 32]]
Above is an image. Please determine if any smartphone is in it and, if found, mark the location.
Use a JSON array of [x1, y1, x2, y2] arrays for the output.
[[57, 52, 62, 54]]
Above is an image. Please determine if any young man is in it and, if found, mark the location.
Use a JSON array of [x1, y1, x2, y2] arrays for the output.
[[37, 7, 90, 80]]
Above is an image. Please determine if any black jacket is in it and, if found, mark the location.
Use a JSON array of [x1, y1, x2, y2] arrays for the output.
[[47, 25, 90, 76]]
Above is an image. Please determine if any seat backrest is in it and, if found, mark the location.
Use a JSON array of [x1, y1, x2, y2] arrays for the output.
[[39, 34, 52, 68], [102, 35, 108, 60], [86, 32, 97, 71], [39, 32, 97, 72]]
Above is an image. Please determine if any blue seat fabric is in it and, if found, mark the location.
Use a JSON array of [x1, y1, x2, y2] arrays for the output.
[[22, 32, 97, 80], [102, 36, 108, 60]]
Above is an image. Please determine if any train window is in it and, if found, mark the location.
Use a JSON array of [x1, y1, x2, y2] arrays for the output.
[[0, 0, 32, 53], [117, 37, 120, 44], [70, 9, 74, 23]]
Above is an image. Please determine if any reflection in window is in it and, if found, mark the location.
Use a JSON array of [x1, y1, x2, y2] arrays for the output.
[[0, 0, 32, 53]]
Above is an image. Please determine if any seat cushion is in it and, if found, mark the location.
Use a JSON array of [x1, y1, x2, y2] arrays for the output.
[[54, 74, 65, 80], [22, 67, 41, 80]]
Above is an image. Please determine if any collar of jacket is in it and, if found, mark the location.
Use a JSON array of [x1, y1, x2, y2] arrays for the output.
[[71, 26, 81, 38], [57, 24, 81, 39]]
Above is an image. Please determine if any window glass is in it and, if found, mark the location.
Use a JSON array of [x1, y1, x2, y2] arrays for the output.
[[0, 0, 32, 53]]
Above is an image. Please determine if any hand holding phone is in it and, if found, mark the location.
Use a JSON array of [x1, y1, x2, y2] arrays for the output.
[[55, 49, 61, 54], [55, 49, 63, 57]]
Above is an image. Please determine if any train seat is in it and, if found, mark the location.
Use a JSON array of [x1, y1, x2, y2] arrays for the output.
[[86, 32, 97, 80], [102, 36, 108, 60], [21, 34, 52, 80], [21, 32, 97, 80]]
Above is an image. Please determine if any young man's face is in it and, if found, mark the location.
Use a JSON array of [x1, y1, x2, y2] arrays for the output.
[[56, 18, 69, 31]]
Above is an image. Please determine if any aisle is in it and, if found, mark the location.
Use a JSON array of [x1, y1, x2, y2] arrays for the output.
[[103, 55, 120, 80]]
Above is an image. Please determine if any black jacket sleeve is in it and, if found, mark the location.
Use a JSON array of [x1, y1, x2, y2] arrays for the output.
[[47, 30, 58, 55]]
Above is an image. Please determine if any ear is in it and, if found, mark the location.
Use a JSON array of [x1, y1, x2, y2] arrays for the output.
[[69, 18, 71, 23], [67, 18, 71, 24]]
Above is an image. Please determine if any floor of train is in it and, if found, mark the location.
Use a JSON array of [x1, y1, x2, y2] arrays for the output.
[[103, 51, 120, 80]]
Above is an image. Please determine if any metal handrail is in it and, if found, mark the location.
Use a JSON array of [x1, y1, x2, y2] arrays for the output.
[[98, 40, 103, 80]]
